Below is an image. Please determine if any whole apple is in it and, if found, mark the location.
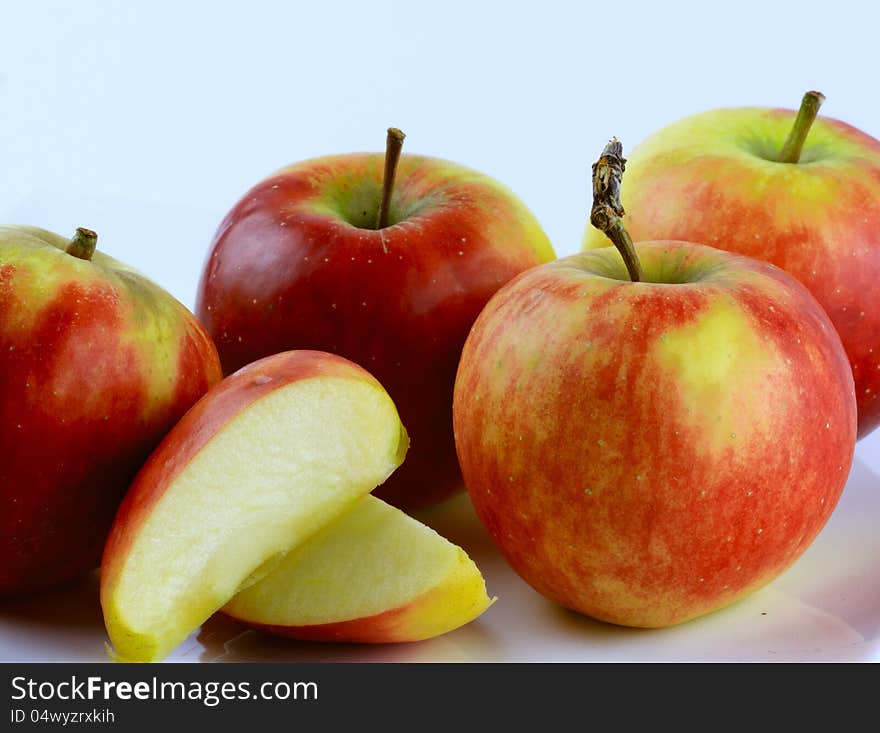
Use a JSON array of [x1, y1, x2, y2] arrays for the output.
[[454, 142, 857, 627], [582, 92, 880, 439], [0, 225, 222, 596], [195, 130, 555, 509]]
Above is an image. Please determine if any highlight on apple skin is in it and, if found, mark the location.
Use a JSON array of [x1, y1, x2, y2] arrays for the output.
[[0, 225, 222, 597], [583, 92, 880, 438], [100, 349, 409, 663], [195, 134, 556, 512], [222, 495, 495, 643], [453, 240, 857, 628]]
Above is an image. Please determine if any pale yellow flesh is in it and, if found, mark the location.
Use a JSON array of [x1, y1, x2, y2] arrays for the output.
[[105, 377, 407, 662], [223, 495, 493, 640]]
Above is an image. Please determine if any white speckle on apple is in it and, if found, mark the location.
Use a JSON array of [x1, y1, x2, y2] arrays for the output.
[[461, 237, 467, 243], [747, 490, 753, 497], [331, 303, 337, 309], [367, 259, 372, 264], [324, 258, 329, 263], [458, 251, 464, 256], [757, 528, 763, 534], [824, 421, 830, 429], [597, 439, 605, 446], [280, 222, 286, 227], [698, 577, 704, 582], [361, 302, 367, 307]]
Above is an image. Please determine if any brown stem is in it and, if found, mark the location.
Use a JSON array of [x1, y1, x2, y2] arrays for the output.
[[590, 138, 643, 282], [65, 227, 98, 261], [376, 127, 406, 229], [778, 91, 825, 164]]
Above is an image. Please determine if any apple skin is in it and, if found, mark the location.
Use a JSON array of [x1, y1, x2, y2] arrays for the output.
[[0, 225, 222, 597], [582, 106, 880, 438], [195, 152, 555, 509], [453, 241, 857, 628]]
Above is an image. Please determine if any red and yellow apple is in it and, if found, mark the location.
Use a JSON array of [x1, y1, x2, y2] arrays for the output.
[[583, 92, 880, 438], [222, 494, 493, 643], [453, 240, 857, 628], [195, 131, 555, 510], [0, 225, 222, 597], [100, 350, 414, 662]]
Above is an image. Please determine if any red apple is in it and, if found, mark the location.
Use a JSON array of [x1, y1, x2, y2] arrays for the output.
[[195, 129, 555, 510], [453, 143, 857, 627], [583, 91, 880, 438], [0, 225, 222, 597]]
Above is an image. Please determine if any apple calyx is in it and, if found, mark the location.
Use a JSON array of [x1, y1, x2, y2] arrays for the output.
[[65, 227, 98, 261], [778, 90, 825, 164], [590, 138, 644, 282], [376, 127, 406, 230]]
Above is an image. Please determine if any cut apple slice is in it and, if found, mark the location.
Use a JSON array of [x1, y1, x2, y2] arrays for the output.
[[100, 350, 408, 663], [222, 494, 494, 642]]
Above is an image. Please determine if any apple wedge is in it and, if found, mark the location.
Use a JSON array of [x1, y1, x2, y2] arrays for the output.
[[100, 350, 409, 663], [222, 495, 494, 643]]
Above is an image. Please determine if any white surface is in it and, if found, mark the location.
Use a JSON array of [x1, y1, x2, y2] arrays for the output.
[[2, 1, 879, 663]]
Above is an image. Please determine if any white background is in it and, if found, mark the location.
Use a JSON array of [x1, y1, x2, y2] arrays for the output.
[[1, 0, 879, 662]]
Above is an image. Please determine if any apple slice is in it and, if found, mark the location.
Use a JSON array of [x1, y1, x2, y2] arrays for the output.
[[100, 350, 409, 663], [222, 495, 494, 643]]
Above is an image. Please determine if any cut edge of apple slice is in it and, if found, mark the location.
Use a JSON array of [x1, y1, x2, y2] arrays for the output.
[[221, 494, 495, 643], [102, 371, 408, 663]]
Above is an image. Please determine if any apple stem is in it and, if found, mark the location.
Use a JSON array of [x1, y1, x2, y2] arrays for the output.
[[65, 227, 98, 261], [778, 91, 825, 164], [590, 138, 643, 282], [376, 127, 406, 230]]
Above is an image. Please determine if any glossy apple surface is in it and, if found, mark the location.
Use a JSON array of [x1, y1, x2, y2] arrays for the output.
[[454, 241, 857, 628], [583, 103, 880, 438], [100, 350, 409, 662], [223, 494, 493, 643], [195, 151, 555, 509], [0, 225, 222, 596]]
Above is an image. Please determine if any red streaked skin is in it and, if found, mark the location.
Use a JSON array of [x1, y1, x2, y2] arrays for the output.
[[229, 590, 453, 644], [583, 106, 880, 438], [453, 241, 857, 628], [0, 226, 222, 597], [196, 153, 555, 510], [99, 349, 384, 599]]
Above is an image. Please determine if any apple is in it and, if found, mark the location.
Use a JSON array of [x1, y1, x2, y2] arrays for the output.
[[582, 91, 880, 439], [222, 494, 494, 643], [100, 349, 410, 662], [453, 141, 857, 628], [0, 225, 222, 597], [195, 128, 555, 510]]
